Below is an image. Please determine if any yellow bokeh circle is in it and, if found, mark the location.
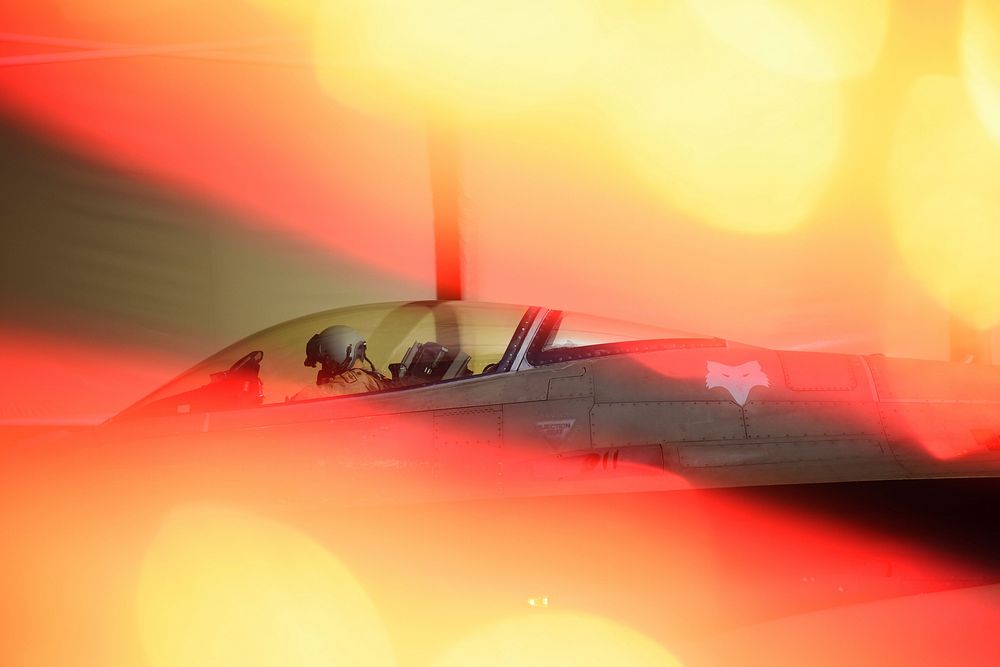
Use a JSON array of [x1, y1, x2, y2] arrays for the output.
[[137, 506, 395, 667], [600, 1, 844, 235], [962, 0, 1000, 146], [686, 0, 889, 81], [888, 76, 1000, 330], [314, 0, 600, 122]]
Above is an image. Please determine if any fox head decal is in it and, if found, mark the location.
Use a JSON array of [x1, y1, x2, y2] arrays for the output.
[[706, 360, 769, 406]]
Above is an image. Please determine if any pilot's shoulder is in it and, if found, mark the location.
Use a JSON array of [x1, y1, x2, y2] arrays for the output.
[[356, 369, 387, 389], [335, 369, 363, 384], [318, 369, 363, 384], [330, 369, 383, 387]]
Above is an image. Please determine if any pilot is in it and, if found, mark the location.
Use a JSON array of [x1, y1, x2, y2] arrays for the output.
[[292, 325, 387, 400]]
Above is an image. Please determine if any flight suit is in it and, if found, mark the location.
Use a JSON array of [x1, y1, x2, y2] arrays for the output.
[[293, 368, 386, 400]]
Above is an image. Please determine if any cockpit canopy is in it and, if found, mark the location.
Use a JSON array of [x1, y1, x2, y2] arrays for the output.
[[116, 300, 712, 420]]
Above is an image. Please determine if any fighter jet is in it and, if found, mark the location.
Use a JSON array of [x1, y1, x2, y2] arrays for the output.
[[103, 299, 1000, 506]]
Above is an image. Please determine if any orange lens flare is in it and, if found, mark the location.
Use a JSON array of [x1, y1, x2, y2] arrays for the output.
[[0, 326, 188, 425], [598, 1, 844, 235], [137, 506, 395, 667], [888, 76, 1000, 331], [1, 424, 997, 666]]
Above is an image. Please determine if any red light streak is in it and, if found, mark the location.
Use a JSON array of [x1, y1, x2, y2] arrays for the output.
[[0, 326, 190, 426], [2, 419, 998, 665]]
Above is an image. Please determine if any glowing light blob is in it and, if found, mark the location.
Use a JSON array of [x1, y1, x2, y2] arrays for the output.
[[686, 0, 889, 80], [888, 76, 1000, 330], [602, 2, 843, 234], [248, 0, 321, 23], [314, 0, 599, 121], [432, 612, 683, 667], [137, 506, 395, 667], [961, 0, 1000, 145]]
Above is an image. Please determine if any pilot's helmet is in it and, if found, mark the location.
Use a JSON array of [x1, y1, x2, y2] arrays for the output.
[[304, 325, 368, 374]]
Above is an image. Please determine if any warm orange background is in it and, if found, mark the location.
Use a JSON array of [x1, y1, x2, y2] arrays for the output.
[[3, 4, 1000, 666]]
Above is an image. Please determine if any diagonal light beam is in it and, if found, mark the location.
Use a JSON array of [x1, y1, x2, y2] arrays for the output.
[[0, 34, 308, 68]]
